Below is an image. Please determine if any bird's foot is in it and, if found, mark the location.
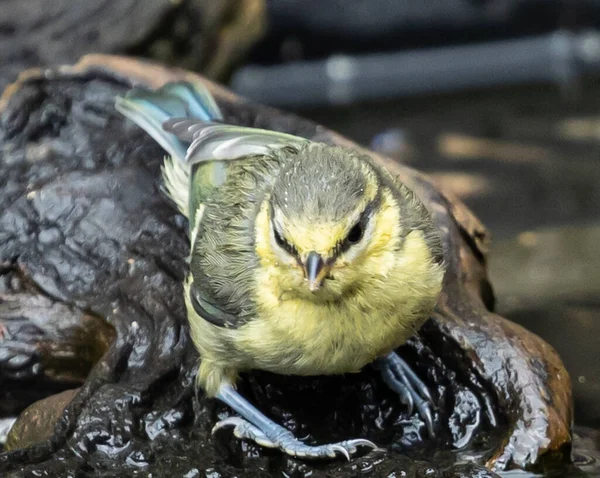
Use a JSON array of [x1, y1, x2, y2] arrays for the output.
[[213, 417, 377, 459], [375, 351, 435, 436]]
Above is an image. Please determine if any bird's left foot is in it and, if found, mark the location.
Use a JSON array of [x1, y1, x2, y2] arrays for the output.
[[213, 417, 377, 459], [375, 351, 435, 436], [213, 383, 378, 460]]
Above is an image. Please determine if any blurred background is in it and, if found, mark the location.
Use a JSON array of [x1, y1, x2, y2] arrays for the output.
[[1, 0, 599, 443]]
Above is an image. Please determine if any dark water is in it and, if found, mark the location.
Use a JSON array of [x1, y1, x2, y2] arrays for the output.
[[303, 81, 600, 476]]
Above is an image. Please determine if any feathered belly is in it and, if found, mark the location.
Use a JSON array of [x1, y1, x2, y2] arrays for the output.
[[234, 296, 421, 376]]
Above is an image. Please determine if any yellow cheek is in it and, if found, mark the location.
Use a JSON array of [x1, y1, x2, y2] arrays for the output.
[[255, 201, 273, 262], [255, 199, 287, 266], [258, 264, 303, 296], [372, 192, 402, 249]]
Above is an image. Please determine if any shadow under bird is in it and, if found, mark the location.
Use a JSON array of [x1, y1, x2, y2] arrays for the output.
[[115, 81, 446, 459]]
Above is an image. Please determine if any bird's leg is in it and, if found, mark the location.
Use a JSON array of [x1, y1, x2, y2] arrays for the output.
[[212, 383, 377, 459], [374, 351, 435, 436]]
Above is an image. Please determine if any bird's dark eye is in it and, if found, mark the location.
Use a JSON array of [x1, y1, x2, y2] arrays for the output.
[[346, 222, 364, 245]]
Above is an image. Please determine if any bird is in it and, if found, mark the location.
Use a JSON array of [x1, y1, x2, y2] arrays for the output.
[[115, 80, 446, 460]]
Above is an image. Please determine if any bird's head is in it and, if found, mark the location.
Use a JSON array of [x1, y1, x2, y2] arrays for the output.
[[254, 143, 441, 302]]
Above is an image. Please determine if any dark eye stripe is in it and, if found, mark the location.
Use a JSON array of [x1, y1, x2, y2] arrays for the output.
[[333, 194, 380, 258], [268, 200, 300, 259], [273, 224, 299, 257]]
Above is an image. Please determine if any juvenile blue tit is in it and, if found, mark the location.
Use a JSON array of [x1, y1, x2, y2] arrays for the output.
[[115, 81, 445, 459]]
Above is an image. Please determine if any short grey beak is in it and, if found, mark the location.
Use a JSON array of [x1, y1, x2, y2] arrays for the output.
[[304, 251, 328, 291]]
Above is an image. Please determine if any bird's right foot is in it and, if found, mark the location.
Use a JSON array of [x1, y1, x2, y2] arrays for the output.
[[213, 416, 377, 459], [375, 351, 436, 436]]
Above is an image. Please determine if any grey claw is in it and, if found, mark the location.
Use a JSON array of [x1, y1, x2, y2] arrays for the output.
[[377, 352, 436, 435], [381, 366, 415, 414], [332, 445, 350, 461], [213, 417, 277, 447], [415, 399, 435, 438], [348, 439, 378, 451], [211, 416, 244, 434], [419, 383, 433, 402], [398, 358, 433, 402], [403, 390, 415, 416]]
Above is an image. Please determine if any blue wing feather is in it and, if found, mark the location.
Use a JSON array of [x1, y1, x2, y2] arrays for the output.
[[160, 82, 223, 121], [115, 80, 224, 162]]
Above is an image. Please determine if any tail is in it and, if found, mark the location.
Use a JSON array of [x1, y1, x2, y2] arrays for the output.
[[115, 81, 223, 217]]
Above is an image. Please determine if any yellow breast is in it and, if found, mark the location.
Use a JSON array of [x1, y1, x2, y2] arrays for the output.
[[235, 229, 444, 376], [235, 297, 409, 375]]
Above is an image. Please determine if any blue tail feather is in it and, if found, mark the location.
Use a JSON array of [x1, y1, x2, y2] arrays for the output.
[[115, 80, 223, 162], [159, 82, 223, 121]]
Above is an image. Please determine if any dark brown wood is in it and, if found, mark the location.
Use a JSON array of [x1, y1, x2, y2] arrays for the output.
[[0, 0, 265, 92], [0, 55, 572, 477]]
